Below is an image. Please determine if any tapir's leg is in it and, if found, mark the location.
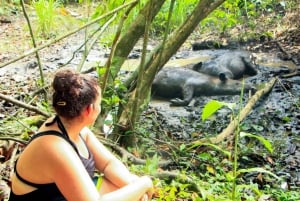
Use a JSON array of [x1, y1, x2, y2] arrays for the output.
[[170, 85, 194, 106]]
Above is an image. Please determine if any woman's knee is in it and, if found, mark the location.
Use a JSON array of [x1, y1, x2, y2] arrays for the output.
[[98, 177, 119, 194]]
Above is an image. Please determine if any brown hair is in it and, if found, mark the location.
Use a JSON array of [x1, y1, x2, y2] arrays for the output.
[[52, 68, 100, 119]]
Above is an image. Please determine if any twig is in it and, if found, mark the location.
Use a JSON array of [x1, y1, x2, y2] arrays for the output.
[[281, 70, 300, 78], [97, 136, 172, 168], [0, 92, 50, 117], [0, 137, 28, 145], [76, 14, 117, 72]]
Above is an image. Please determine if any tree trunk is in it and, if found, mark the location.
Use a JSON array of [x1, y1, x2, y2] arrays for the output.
[[107, 0, 166, 82], [114, 0, 226, 146], [94, 0, 166, 138]]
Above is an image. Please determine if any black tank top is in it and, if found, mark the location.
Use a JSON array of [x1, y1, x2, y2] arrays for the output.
[[8, 116, 95, 201]]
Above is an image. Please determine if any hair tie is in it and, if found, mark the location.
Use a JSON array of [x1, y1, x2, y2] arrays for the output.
[[57, 101, 67, 106]]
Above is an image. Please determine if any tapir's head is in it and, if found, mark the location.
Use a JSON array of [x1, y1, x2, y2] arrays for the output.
[[218, 74, 256, 95], [192, 62, 202, 71]]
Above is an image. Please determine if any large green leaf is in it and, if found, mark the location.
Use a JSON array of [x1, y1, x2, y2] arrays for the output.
[[202, 100, 236, 121]]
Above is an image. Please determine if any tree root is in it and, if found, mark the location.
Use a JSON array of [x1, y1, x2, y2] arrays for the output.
[[97, 136, 173, 168]]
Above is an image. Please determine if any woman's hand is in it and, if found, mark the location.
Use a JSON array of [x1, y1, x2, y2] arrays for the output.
[[140, 176, 153, 200], [140, 194, 149, 201]]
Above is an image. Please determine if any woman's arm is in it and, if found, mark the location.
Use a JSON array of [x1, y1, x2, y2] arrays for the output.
[[30, 133, 152, 201], [83, 127, 153, 199], [83, 127, 138, 186]]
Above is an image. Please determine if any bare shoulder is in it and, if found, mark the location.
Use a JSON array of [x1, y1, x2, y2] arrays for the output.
[[23, 134, 77, 160], [17, 134, 80, 183], [80, 127, 94, 139]]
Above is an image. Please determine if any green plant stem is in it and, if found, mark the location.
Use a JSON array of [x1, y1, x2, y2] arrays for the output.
[[232, 79, 245, 200], [20, 0, 47, 102], [76, 14, 117, 72], [83, 0, 91, 71], [101, 1, 138, 93], [130, 0, 153, 126]]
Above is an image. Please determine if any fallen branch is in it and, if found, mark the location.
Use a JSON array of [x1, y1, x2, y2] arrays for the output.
[[0, 137, 28, 145], [191, 77, 278, 145], [0, 134, 172, 169], [97, 135, 173, 168], [281, 70, 300, 78], [275, 41, 299, 67], [0, 93, 50, 117]]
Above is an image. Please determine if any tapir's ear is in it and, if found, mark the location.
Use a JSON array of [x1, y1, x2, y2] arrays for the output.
[[219, 73, 227, 82], [192, 62, 202, 71]]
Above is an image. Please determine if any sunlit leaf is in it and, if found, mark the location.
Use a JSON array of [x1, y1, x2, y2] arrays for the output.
[[206, 165, 215, 175], [179, 144, 186, 151], [202, 100, 235, 121]]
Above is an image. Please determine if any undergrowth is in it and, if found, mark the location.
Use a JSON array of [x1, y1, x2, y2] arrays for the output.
[[132, 97, 300, 200]]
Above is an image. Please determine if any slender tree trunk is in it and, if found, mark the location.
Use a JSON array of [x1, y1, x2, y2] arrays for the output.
[[106, 0, 166, 81]]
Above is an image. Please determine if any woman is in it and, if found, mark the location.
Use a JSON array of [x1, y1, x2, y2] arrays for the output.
[[9, 68, 153, 201]]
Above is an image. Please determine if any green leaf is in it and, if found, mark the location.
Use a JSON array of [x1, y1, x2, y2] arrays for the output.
[[237, 167, 280, 180], [179, 144, 186, 151], [202, 100, 223, 121], [202, 100, 236, 121], [240, 132, 273, 153], [188, 142, 231, 158]]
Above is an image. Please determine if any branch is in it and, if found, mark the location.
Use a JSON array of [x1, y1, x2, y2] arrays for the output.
[[0, 92, 50, 117], [0, 137, 28, 145], [20, 0, 45, 85], [97, 136, 172, 168], [76, 14, 117, 72], [191, 77, 277, 145], [101, 0, 138, 92]]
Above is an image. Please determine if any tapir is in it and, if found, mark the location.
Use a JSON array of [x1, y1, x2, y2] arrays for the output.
[[192, 50, 258, 80], [151, 67, 255, 106]]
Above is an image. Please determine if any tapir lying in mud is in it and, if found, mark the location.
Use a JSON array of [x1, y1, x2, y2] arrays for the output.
[[151, 67, 255, 106], [192, 50, 258, 80]]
